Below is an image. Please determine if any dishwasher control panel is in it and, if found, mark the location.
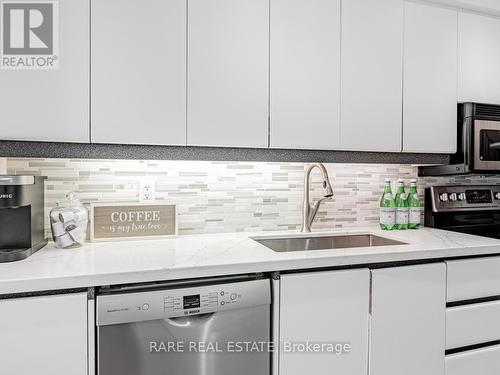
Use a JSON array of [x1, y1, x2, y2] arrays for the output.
[[97, 278, 271, 326], [163, 286, 243, 315]]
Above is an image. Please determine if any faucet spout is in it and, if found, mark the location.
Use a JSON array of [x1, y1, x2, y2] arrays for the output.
[[301, 163, 334, 233]]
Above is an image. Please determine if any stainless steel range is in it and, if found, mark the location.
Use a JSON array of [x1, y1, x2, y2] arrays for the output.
[[425, 185, 500, 239], [96, 276, 271, 375]]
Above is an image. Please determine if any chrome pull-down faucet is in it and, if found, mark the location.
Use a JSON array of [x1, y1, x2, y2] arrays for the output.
[[301, 163, 334, 233]]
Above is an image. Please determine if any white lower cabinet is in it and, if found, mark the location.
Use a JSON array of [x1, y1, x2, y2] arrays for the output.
[[279, 269, 370, 375], [446, 345, 500, 375], [446, 256, 500, 302], [431, 0, 500, 15], [0, 292, 88, 375], [369, 263, 446, 375], [445, 256, 500, 375], [447, 300, 500, 349]]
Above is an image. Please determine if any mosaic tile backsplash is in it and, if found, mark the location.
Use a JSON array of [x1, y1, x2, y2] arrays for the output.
[[4, 158, 500, 238]]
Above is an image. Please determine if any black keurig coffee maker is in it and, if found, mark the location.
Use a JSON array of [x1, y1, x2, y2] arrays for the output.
[[0, 176, 47, 262]]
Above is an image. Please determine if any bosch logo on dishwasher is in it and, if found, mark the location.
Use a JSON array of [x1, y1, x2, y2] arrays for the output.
[[1, 1, 58, 69]]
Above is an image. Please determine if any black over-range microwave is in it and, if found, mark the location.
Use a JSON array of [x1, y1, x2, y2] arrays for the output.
[[419, 103, 500, 176]]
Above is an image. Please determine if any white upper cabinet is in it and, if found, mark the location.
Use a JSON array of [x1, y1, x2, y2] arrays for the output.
[[340, 0, 404, 152], [403, 2, 458, 153], [0, 0, 89, 143], [187, 0, 269, 148], [458, 12, 500, 105], [279, 269, 370, 375], [270, 0, 341, 150], [370, 264, 446, 375], [92, 0, 186, 145]]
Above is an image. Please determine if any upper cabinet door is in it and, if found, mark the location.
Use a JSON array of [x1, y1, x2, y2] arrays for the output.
[[458, 12, 500, 105], [270, 0, 341, 150], [341, 0, 404, 152], [92, 0, 186, 145], [0, 0, 89, 143], [403, 2, 457, 153], [187, 0, 269, 148]]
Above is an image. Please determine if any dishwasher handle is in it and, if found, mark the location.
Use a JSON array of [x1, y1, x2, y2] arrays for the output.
[[165, 313, 215, 327]]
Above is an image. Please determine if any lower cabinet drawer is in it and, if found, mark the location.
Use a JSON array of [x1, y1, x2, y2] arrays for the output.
[[446, 345, 500, 375], [446, 257, 500, 302], [446, 300, 500, 349]]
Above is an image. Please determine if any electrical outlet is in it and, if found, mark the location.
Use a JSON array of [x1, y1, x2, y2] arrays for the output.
[[139, 180, 156, 202]]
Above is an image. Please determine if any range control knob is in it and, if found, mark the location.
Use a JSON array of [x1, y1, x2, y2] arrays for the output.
[[449, 193, 458, 202], [495, 192, 500, 200], [439, 193, 448, 202], [458, 193, 466, 201]]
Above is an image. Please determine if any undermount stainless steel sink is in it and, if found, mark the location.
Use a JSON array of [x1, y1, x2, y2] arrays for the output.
[[252, 234, 407, 252]]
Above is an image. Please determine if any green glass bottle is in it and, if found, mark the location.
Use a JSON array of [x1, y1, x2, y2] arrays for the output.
[[380, 179, 396, 230], [407, 179, 421, 229], [395, 180, 409, 230]]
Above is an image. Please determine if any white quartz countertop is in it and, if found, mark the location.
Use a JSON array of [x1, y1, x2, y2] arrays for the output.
[[1, 227, 500, 295]]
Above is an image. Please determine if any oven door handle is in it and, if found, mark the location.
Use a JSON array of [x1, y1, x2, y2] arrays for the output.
[[490, 142, 500, 149]]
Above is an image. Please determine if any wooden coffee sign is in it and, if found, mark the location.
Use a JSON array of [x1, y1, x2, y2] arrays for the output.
[[90, 203, 177, 241]]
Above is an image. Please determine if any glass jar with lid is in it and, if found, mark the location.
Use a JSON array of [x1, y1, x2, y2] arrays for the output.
[[50, 192, 88, 248]]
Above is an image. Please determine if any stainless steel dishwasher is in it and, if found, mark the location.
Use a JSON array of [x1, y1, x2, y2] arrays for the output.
[[97, 276, 271, 375]]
